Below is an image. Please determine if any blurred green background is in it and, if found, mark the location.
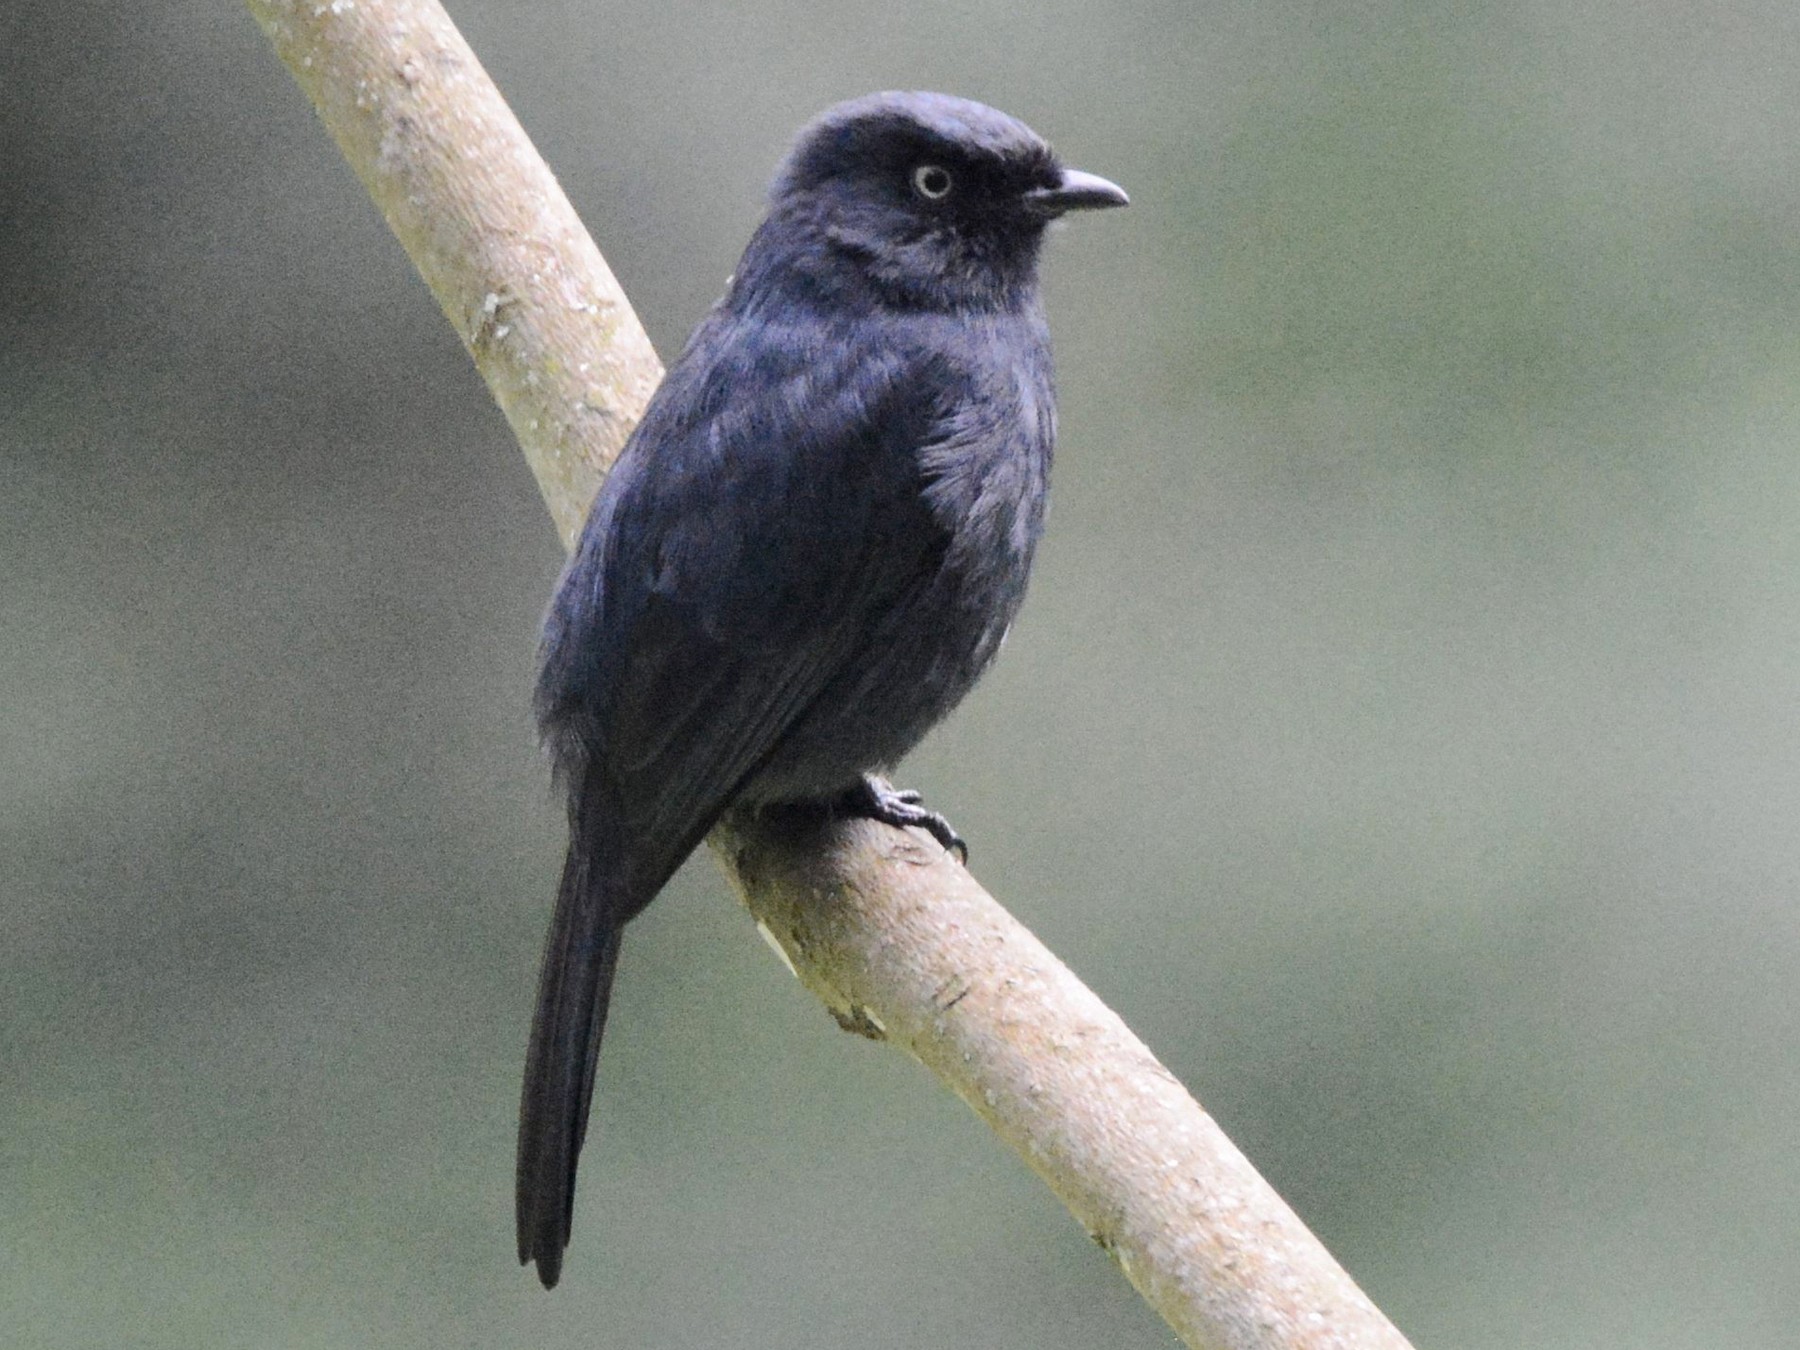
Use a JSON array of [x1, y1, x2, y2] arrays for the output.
[[6, 1, 1798, 1346]]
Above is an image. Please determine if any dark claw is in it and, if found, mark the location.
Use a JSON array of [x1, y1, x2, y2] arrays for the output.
[[846, 775, 968, 862]]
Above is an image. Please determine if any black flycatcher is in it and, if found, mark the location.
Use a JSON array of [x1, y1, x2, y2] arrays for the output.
[[518, 91, 1127, 1287]]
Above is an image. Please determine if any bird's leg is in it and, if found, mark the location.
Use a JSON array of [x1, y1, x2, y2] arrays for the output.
[[842, 774, 968, 862]]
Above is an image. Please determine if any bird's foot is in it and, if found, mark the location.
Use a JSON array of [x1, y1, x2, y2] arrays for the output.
[[844, 775, 968, 863]]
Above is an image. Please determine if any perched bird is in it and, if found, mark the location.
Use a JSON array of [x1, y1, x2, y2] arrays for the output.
[[518, 90, 1127, 1287]]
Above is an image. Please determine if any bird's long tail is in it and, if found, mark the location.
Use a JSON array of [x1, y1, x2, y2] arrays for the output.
[[516, 839, 627, 1288]]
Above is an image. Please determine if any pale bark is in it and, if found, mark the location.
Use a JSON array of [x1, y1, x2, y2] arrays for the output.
[[246, 3, 1416, 1345]]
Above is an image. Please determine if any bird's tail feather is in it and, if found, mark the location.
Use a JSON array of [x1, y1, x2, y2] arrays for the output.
[[516, 840, 627, 1288]]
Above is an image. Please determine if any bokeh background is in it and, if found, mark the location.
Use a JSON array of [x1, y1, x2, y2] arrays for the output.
[[6, 2, 1798, 1346]]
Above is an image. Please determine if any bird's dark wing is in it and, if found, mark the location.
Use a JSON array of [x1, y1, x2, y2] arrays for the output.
[[552, 318, 954, 821], [518, 312, 955, 1284]]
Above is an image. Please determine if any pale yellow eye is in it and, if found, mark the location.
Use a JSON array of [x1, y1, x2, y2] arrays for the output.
[[911, 164, 953, 200]]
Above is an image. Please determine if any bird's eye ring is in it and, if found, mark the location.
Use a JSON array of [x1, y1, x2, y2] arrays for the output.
[[911, 164, 954, 201]]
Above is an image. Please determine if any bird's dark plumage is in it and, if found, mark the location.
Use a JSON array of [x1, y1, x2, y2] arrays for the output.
[[518, 90, 1126, 1287]]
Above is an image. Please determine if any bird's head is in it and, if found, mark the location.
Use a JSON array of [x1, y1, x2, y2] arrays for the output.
[[756, 91, 1128, 313]]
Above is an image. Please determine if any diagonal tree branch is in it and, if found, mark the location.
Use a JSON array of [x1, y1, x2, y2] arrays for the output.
[[245, 3, 1415, 1345]]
